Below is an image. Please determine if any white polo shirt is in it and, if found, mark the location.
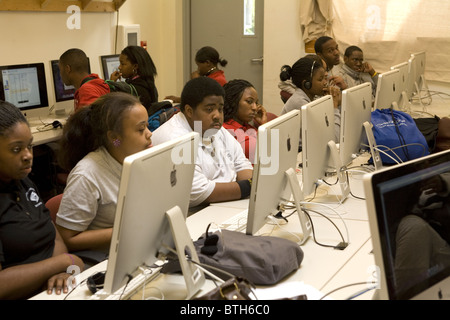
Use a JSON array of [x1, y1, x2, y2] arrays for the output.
[[151, 112, 253, 207], [56, 146, 122, 232]]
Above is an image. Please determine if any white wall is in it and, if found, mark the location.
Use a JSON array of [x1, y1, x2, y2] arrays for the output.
[[262, 0, 305, 114]]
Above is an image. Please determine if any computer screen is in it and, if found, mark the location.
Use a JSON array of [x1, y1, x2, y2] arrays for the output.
[[100, 54, 120, 80], [301, 95, 349, 201], [339, 82, 373, 166], [246, 110, 311, 243], [104, 132, 204, 297], [374, 69, 401, 110], [0, 62, 49, 112], [50, 60, 75, 102], [364, 149, 450, 300]]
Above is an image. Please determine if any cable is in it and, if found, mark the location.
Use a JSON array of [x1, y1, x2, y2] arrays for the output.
[[119, 274, 133, 300], [302, 208, 347, 249], [319, 281, 370, 300]]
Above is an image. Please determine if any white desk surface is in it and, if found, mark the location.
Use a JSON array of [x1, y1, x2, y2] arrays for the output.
[[28, 116, 67, 146]]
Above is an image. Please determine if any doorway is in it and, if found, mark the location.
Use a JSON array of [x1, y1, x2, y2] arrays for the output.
[[189, 0, 265, 102]]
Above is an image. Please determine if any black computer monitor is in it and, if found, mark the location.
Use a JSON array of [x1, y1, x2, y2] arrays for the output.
[[0, 62, 49, 114], [50, 60, 75, 102], [100, 54, 120, 80]]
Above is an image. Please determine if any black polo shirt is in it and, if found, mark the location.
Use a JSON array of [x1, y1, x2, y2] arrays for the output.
[[0, 178, 55, 269]]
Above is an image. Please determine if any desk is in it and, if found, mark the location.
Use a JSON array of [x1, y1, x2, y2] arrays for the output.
[[30, 157, 376, 300], [28, 116, 66, 146]]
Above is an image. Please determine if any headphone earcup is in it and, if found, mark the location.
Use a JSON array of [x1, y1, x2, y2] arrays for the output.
[[304, 81, 312, 90], [200, 233, 219, 255]]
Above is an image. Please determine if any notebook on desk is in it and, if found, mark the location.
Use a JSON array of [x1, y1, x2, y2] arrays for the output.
[[364, 149, 450, 300]]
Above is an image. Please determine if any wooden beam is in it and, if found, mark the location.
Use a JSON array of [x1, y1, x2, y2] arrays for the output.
[[40, 0, 52, 9], [80, 0, 92, 10], [0, 0, 125, 12]]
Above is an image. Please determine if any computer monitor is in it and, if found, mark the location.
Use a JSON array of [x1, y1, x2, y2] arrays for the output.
[[100, 54, 120, 80], [50, 60, 75, 102], [0, 62, 49, 116], [364, 149, 450, 300], [339, 82, 373, 167], [103, 132, 205, 298], [374, 69, 401, 110], [411, 51, 427, 93], [246, 110, 312, 244], [391, 62, 410, 111], [301, 95, 350, 201]]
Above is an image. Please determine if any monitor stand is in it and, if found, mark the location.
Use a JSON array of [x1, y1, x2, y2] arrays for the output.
[[363, 121, 383, 171], [166, 206, 205, 299], [285, 167, 311, 245], [327, 140, 350, 202], [413, 75, 432, 114]]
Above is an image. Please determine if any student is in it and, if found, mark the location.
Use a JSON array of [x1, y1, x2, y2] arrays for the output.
[[165, 46, 228, 103], [152, 77, 253, 208], [0, 101, 84, 299], [56, 93, 152, 254], [191, 46, 228, 86], [59, 48, 110, 112], [314, 36, 348, 90], [223, 79, 267, 163], [280, 55, 341, 146], [337, 45, 379, 98], [110, 45, 159, 112]]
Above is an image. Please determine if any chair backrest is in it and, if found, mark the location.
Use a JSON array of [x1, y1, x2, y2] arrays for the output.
[[45, 194, 63, 223]]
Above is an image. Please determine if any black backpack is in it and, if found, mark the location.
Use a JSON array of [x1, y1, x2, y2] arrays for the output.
[[81, 77, 139, 97]]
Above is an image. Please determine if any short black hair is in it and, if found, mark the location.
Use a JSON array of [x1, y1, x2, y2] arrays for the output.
[[59, 48, 90, 73], [314, 36, 334, 54], [344, 45, 363, 57], [180, 77, 225, 112]]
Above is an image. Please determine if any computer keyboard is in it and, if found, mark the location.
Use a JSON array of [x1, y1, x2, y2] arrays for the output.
[[89, 267, 161, 300], [219, 209, 248, 232]]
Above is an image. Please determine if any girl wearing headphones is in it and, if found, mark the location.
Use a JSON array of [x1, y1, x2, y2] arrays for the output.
[[279, 55, 342, 147]]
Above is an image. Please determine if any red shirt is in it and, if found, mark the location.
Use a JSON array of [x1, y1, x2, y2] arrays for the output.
[[208, 70, 227, 86], [74, 74, 110, 112], [223, 119, 257, 164]]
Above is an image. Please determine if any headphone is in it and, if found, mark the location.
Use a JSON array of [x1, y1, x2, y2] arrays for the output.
[[303, 60, 316, 90], [200, 223, 219, 255]]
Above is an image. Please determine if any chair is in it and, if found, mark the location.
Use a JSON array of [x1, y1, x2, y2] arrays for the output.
[[45, 193, 63, 223]]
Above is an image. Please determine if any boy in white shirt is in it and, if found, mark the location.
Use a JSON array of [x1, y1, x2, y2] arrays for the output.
[[152, 77, 253, 207]]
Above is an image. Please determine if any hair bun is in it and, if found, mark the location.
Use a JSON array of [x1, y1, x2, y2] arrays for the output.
[[279, 65, 292, 81]]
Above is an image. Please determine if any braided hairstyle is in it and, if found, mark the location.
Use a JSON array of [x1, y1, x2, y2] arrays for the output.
[[223, 79, 254, 122], [0, 100, 28, 137]]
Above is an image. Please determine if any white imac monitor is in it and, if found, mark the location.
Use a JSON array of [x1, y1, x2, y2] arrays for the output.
[[246, 110, 312, 244], [339, 82, 373, 167], [301, 95, 349, 201], [103, 132, 205, 298], [391, 62, 410, 111], [374, 69, 401, 110], [364, 149, 450, 300], [0, 62, 49, 118], [100, 54, 121, 81], [411, 51, 427, 93]]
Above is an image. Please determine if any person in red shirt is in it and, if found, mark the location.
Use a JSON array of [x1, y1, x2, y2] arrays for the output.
[[223, 79, 269, 164], [165, 46, 228, 103], [58, 48, 110, 112]]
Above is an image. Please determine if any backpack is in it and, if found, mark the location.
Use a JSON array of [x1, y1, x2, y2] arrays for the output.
[[81, 77, 139, 97], [371, 108, 430, 164], [147, 101, 179, 131]]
